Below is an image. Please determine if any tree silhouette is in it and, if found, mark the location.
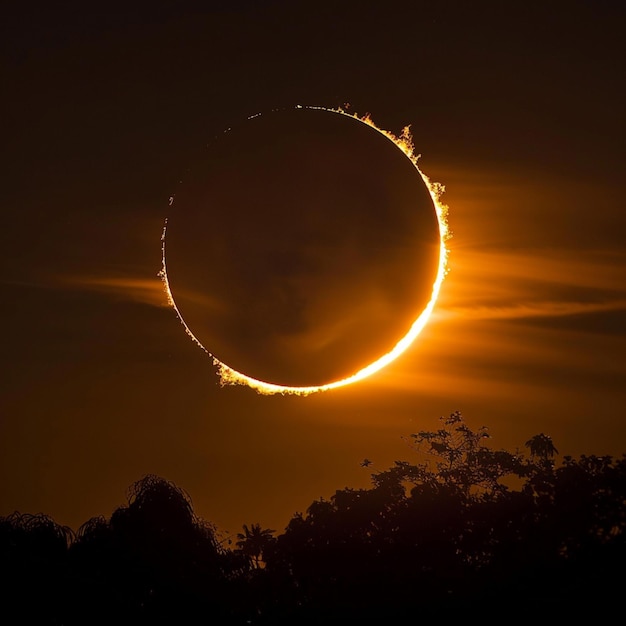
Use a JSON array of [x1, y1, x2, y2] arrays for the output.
[[2, 415, 626, 623], [368, 411, 529, 499], [236, 523, 275, 569], [67, 475, 239, 625], [525, 433, 559, 459], [0, 512, 73, 622]]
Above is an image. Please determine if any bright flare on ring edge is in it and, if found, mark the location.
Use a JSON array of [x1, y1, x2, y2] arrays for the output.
[[159, 105, 450, 395]]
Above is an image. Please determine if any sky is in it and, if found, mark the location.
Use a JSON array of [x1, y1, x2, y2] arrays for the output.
[[1, 1, 625, 538]]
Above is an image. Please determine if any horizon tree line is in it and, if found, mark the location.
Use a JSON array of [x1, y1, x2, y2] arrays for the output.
[[2, 411, 624, 624]]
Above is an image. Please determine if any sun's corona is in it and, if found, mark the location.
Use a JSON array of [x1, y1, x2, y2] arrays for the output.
[[160, 105, 449, 395]]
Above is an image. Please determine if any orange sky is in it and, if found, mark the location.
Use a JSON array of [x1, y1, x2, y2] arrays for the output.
[[1, 1, 624, 538]]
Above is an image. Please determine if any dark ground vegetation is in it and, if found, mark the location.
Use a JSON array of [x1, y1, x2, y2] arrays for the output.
[[2, 412, 625, 624]]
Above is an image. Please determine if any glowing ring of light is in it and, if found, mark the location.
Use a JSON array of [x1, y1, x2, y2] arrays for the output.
[[160, 105, 449, 395]]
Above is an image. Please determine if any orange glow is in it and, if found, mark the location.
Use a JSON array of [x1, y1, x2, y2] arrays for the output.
[[160, 105, 450, 395]]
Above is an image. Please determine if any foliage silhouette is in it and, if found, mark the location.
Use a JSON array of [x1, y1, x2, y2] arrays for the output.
[[236, 522, 276, 569], [0, 511, 73, 622], [66, 475, 244, 625], [1, 414, 625, 624], [260, 412, 626, 622], [525, 432, 559, 459]]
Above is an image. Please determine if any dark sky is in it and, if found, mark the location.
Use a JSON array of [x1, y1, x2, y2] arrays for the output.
[[1, 1, 625, 537]]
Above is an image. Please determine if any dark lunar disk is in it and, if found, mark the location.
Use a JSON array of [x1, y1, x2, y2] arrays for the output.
[[164, 108, 440, 387]]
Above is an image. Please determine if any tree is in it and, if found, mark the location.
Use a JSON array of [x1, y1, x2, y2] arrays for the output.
[[68, 475, 236, 625], [404, 410, 527, 498], [0, 512, 73, 622], [525, 433, 559, 460], [236, 523, 275, 569]]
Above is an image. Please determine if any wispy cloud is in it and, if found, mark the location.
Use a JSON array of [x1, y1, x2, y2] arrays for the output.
[[59, 276, 169, 308], [441, 300, 626, 321], [438, 247, 626, 322]]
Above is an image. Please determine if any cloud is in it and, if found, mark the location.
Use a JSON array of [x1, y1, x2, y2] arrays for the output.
[[438, 298, 626, 322], [437, 238, 626, 324], [58, 275, 169, 308]]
